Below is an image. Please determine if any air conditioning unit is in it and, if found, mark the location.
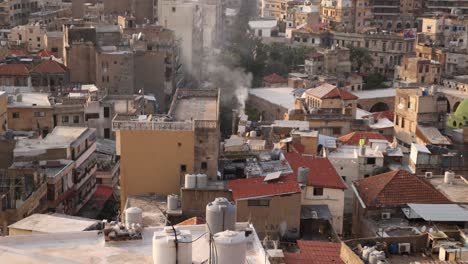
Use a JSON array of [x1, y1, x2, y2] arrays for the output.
[[398, 243, 411, 254], [381, 212, 391, 219], [425, 172, 433, 178]]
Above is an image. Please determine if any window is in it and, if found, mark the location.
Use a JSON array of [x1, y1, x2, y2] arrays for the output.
[[61, 116, 69, 123], [103, 107, 110, 118], [201, 161, 207, 170], [332, 127, 341, 135], [341, 176, 347, 182], [34, 111, 45, 117], [85, 113, 99, 121], [366, 158, 376, 165], [313, 187, 324, 196], [12, 112, 20, 119], [401, 117, 405, 128], [104, 128, 110, 139], [248, 199, 270, 207], [172, 7, 176, 12], [51, 47, 58, 52], [73, 115, 80, 123], [180, 164, 187, 172]]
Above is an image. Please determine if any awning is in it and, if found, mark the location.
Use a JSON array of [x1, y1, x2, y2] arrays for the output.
[[407, 203, 468, 222]]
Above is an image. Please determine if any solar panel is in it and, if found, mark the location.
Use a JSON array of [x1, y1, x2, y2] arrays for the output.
[[264, 171, 282, 182]]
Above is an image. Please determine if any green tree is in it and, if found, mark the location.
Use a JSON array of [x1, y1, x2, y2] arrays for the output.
[[347, 45, 373, 73]]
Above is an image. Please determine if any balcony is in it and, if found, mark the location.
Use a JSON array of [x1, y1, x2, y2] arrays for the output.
[[112, 114, 194, 131], [75, 143, 96, 168], [75, 164, 97, 191]]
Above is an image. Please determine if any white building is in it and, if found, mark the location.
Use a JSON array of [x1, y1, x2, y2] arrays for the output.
[[248, 19, 278, 38], [158, 0, 203, 78]]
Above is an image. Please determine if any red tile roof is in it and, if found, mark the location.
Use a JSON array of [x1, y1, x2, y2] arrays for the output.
[[92, 185, 114, 208], [305, 52, 324, 59], [176, 217, 206, 226], [263, 73, 287, 84], [284, 152, 347, 189], [228, 174, 301, 200], [284, 241, 344, 264], [323, 87, 358, 100], [337, 132, 389, 146], [9, 49, 29, 56], [36, 49, 55, 57], [31, 59, 67, 74], [0, 64, 30, 76], [353, 170, 451, 208]]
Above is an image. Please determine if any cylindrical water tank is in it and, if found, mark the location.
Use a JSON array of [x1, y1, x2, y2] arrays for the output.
[[185, 174, 197, 189], [153, 227, 192, 264], [250, 130, 257, 138], [125, 207, 143, 229], [444, 171, 455, 184], [206, 197, 236, 236], [197, 174, 208, 189], [213, 230, 247, 264], [369, 251, 385, 264], [297, 166, 309, 184], [362, 246, 375, 261], [167, 194, 179, 211]]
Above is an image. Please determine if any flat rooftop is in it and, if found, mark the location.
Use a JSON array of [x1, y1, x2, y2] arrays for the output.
[[8, 214, 98, 234], [125, 194, 168, 227], [0, 223, 269, 264], [328, 145, 384, 159], [249, 87, 296, 110], [428, 175, 468, 203], [8, 93, 51, 108], [172, 97, 218, 121], [351, 88, 396, 99]]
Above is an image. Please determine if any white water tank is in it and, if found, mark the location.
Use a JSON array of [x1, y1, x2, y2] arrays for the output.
[[250, 130, 257, 138], [444, 171, 455, 184], [213, 230, 247, 264], [167, 194, 179, 211], [197, 174, 208, 189], [125, 207, 143, 229], [206, 197, 236, 236], [369, 250, 385, 264], [185, 174, 197, 189], [153, 227, 192, 264], [297, 166, 309, 184], [362, 246, 375, 261]]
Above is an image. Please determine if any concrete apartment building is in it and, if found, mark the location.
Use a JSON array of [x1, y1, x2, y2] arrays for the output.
[[44, 31, 64, 58], [395, 56, 442, 85], [0, 166, 47, 235], [304, 46, 351, 77], [113, 89, 220, 211], [425, 0, 468, 15], [321, 0, 354, 31], [0, 0, 40, 27], [103, 0, 155, 25], [0, 92, 6, 133], [158, 0, 203, 78], [13, 127, 98, 215], [394, 87, 449, 148], [7, 93, 54, 136], [8, 24, 46, 51]]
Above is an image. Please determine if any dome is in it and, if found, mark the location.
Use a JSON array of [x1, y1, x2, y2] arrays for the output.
[[447, 99, 468, 128]]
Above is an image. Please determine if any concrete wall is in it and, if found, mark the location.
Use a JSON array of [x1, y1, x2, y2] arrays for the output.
[[117, 129, 195, 211], [96, 51, 134, 95], [236, 193, 302, 239], [180, 188, 233, 217], [0, 93, 6, 133], [66, 43, 96, 84], [247, 95, 288, 121], [301, 186, 345, 235], [45, 32, 64, 58], [7, 107, 54, 134]]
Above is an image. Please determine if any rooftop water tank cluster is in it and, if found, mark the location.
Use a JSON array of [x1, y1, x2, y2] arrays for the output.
[[184, 173, 208, 189]]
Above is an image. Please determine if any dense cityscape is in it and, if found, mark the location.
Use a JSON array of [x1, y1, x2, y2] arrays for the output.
[[0, 0, 466, 263]]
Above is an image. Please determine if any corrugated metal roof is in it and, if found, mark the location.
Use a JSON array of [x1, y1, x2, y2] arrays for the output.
[[407, 203, 468, 222]]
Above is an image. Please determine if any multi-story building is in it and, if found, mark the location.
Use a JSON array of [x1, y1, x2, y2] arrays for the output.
[[30, 60, 69, 95], [290, 4, 320, 27], [113, 88, 220, 211], [158, 0, 203, 78], [395, 56, 442, 85], [0, 0, 40, 27], [13, 126, 98, 215], [304, 46, 351, 77], [7, 93, 54, 136], [103, 0, 155, 25], [321, 0, 354, 31], [369, 0, 421, 31], [394, 87, 450, 148], [425, 0, 468, 15], [8, 24, 46, 51]]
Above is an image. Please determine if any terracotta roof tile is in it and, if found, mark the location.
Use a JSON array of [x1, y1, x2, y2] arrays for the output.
[[31, 59, 67, 74], [305, 52, 324, 59], [337, 132, 388, 146], [284, 241, 344, 264], [36, 49, 55, 57], [284, 152, 346, 189], [9, 49, 29, 56], [0, 64, 30, 76], [305, 84, 358, 100], [323, 87, 358, 100], [353, 170, 451, 207], [263, 73, 287, 84], [228, 175, 301, 200]]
